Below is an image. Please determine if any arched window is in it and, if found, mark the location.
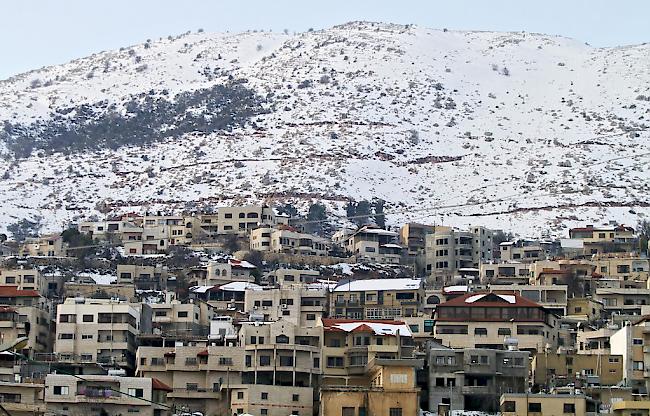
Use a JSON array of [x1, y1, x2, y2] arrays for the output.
[[276, 335, 289, 344], [427, 295, 440, 305], [239, 213, 246, 219], [247, 213, 259, 219], [221, 269, 227, 276]]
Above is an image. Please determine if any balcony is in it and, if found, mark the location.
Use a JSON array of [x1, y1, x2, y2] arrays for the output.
[[168, 387, 221, 399], [461, 385, 492, 395]]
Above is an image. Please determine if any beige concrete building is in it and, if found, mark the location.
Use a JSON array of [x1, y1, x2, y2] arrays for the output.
[[532, 352, 623, 388], [342, 226, 403, 264], [55, 298, 143, 372], [202, 258, 257, 286], [266, 268, 321, 286], [45, 373, 171, 416], [151, 301, 208, 338], [0, 381, 45, 415], [320, 359, 421, 416], [567, 297, 604, 322], [569, 224, 637, 255], [320, 319, 415, 386], [329, 278, 423, 320], [594, 253, 650, 285], [0, 286, 53, 359], [217, 205, 278, 234], [611, 400, 650, 415], [499, 240, 545, 263], [610, 323, 646, 395], [500, 393, 599, 416], [117, 263, 169, 291], [596, 287, 650, 319], [244, 285, 328, 327], [433, 292, 559, 353], [480, 262, 530, 285], [576, 327, 618, 355], [0, 266, 44, 294], [400, 223, 437, 276], [425, 226, 494, 286], [251, 226, 331, 256], [19, 233, 66, 257], [63, 282, 137, 302]]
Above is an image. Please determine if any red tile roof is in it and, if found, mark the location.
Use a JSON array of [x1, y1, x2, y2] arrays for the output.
[[151, 378, 173, 392], [0, 286, 40, 297], [197, 349, 209, 357]]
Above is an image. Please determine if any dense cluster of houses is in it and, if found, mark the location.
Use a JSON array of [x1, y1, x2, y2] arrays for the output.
[[0, 204, 649, 415]]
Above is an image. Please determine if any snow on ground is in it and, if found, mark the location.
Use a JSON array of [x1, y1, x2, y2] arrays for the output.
[[0, 22, 649, 237]]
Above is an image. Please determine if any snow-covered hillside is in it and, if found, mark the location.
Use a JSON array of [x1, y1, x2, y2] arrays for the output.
[[0, 22, 649, 236]]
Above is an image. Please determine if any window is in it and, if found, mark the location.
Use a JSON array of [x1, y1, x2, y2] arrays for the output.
[[409, 325, 419, 333], [503, 401, 516, 412], [259, 355, 271, 366], [261, 392, 268, 400], [279, 356, 294, 366], [128, 388, 144, 398], [633, 361, 644, 370], [177, 311, 188, 318], [185, 357, 197, 365], [480, 355, 488, 364], [498, 328, 511, 336], [327, 356, 344, 368], [53, 386, 69, 395], [563, 403, 575, 414], [237, 391, 244, 399], [81, 354, 93, 362], [186, 383, 198, 391], [81, 334, 93, 340], [389, 408, 403, 416], [261, 410, 268, 416], [528, 403, 541, 412], [58, 333, 74, 340], [219, 357, 233, 365], [474, 328, 488, 336], [245, 355, 252, 367], [82, 314, 94, 322], [292, 394, 299, 402], [154, 311, 167, 317], [306, 314, 316, 321], [633, 339, 643, 345], [276, 335, 290, 344], [342, 408, 355, 416], [225, 213, 233, 219], [514, 357, 524, 366]]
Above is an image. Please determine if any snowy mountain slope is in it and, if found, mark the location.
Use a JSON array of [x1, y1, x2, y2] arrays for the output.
[[0, 22, 649, 236]]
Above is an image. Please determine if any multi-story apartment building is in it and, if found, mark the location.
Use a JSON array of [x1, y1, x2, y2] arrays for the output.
[[341, 226, 403, 264], [499, 239, 546, 263], [250, 226, 331, 256], [400, 223, 436, 275], [0, 381, 45, 415], [320, 358, 422, 416], [117, 263, 169, 291], [532, 352, 623, 389], [217, 205, 278, 234], [150, 301, 208, 338], [433, 292, 559, 353], [265, 268, 321, 286], [427, 344, 529, 413], [480, 262, 530, 285], [55, 298, 146, 372], [244, 285, 328, 327], [576, 327, 618, 355], [320, 319, 415, 386], [425, 226, 493, 286], [569, 224, 637, 255], [0, 266, 44, 294], [190, 281, 261, 312], [45, 373, 171, 416], [0, 286, 53, 359], [490, 284, 568, 317], [593, 253, 649, 285], [329, 278, 423, 320], [202, 258, 257, 286], [610, 322, 647, 395], [595, 287, 650, 319], [137, 342, 242, 416], [19, 233, 66, 257]]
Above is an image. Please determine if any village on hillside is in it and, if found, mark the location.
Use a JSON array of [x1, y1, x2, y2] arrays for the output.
[[0, 203, 649, 415]]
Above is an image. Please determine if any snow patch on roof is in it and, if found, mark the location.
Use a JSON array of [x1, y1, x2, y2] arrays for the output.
[[330, 321, 413, 337], [466, 293, 516, 304], [333, 278, 422, 292]]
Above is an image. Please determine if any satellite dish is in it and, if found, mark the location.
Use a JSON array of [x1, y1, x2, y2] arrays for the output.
[[0, 336, 28, 353]]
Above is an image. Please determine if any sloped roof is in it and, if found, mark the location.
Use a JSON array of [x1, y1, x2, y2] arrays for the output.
[[437, 292, 543, 308], [0, 286, 40, 297], [322, 318, 412, 337], [151, 378, 173, 392]]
